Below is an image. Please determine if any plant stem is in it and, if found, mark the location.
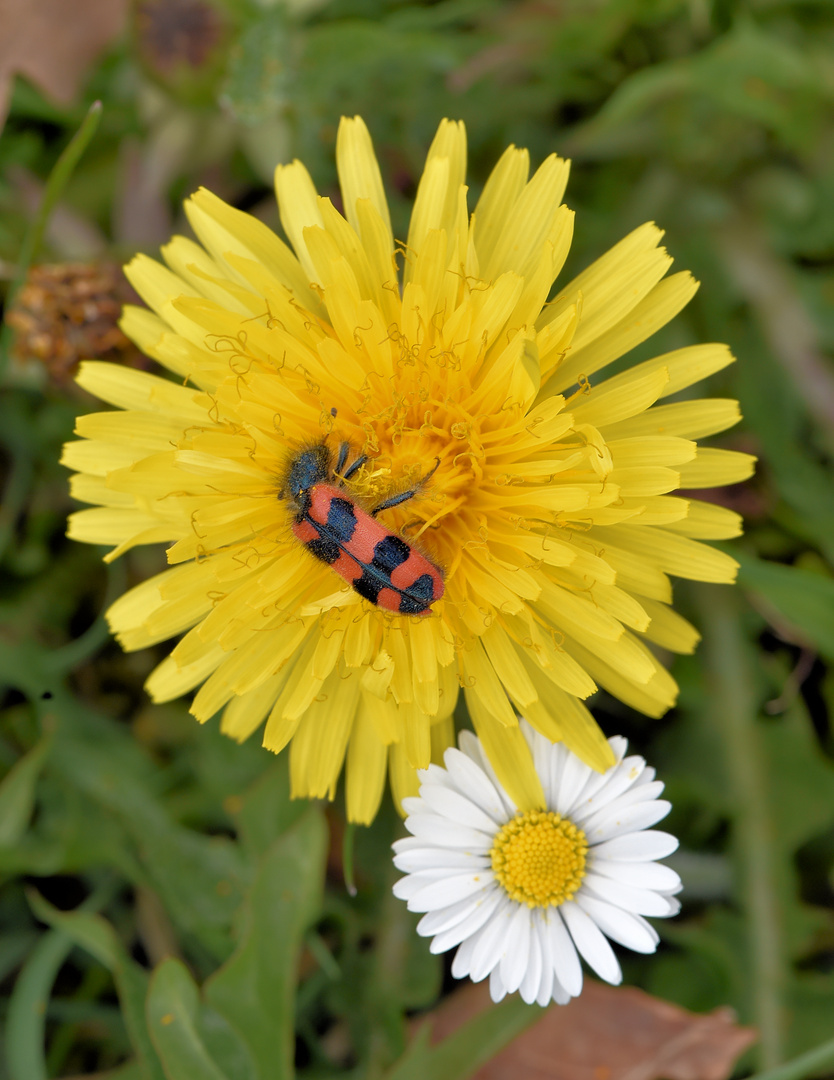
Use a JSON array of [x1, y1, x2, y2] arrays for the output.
[[702, 586, 785, 1068]]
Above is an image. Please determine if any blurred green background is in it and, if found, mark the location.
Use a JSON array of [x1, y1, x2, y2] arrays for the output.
[[1, 0, 834, 1077]]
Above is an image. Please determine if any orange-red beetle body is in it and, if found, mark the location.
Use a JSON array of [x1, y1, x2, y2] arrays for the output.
[[280, 443, 444, 615]]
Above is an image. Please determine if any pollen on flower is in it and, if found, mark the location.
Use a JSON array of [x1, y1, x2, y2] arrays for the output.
[[490, 810, 588, 908]]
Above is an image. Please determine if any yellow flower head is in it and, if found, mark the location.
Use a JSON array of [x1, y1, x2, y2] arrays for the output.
[[63, 118, 753, 822]]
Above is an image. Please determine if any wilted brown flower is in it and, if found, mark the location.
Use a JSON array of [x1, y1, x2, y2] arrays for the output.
[[6, 262, 138, 383]]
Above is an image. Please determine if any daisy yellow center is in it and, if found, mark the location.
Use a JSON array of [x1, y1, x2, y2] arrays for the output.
[[490, 810, 588, 908]]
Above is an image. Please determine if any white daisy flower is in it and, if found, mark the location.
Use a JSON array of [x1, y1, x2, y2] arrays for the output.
[[392, 723, 682, 1006]]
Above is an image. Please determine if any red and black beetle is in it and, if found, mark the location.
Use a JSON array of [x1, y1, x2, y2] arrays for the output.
[[279, 442, 444, 615]]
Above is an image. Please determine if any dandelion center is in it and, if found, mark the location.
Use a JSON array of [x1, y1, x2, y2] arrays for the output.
[[352, 326, 484, 510], [490, 810, 588, 908]]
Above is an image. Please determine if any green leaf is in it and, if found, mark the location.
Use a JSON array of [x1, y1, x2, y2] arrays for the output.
[[119, 962, 170, 1080], [235, 756, 306, 860], [0, 931, 39, 985], [759, 700, 834, 859], [51, 730, 246, 959], [103, 1062, 147, 1080], [5, 929, 72, 1080], [147, 959, 233, 1080], [27, 890, 118, 968], [26, 894, 167, 1080], [383, 995, 540, 1080], [222, 9, 292, 126], [204, 807, 327, 1080], [0, 734, 52, 846], [736, 553, 834, 659], [574, 21, 823, 157], [4, 878, 118, 1080]]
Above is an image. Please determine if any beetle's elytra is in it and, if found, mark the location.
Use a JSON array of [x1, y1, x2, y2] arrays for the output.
[[279, 442, 444, 615]]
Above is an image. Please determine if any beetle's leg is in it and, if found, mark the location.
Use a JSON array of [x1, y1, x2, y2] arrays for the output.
[[371, 488, 418, 515], [372, 458, 440, 516], [343, 453, 367, 481], [335, 441, 350, 476], [421, 458, 441, 484]]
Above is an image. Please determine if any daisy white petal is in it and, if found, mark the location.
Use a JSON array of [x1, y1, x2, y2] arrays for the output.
[[458, 731, 518, 817], [591, 858, 681, 892], [418, 893, 491, 937], [547, 909, 584, 997], [571, 755, 647, 823], [425, 890, 504, 951], [584, 799, 673, 844], [469, 902, 515, 983], [406, 873, 492, 913], [443, 748, 508, 822], [489, 967, 509, 1003], [592, 830, 679, 862], [553, 749, 593, 816], [575, 894, 660, 953], [392, 845, 490, 873], [532, 913, 555, 1006], [519, 920, 543, 1004], [544, 742, 568, 810], [629, 912, 662, 944], [450, 931, 478, 980], [417, 763, 456, 787], [417, 783, 502, 834], [500, 904, 533, 993], [392, 870, 449, 902], [404, 815, 494, 851], [551, 977, 573, 1007], [582, 872, 676, 917], [572, 744, 635, 811], [560, 901, 623, 985], [578, 778, 667, 831]]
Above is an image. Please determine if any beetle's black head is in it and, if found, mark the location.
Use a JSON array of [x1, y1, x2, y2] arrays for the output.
[[281, 443, 331, 508]]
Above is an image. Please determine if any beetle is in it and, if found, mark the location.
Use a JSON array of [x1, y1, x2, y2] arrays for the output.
[[279, 441, 444, 615]]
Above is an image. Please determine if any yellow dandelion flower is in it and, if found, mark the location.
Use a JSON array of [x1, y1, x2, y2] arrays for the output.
[[62, 117, 752, 823]]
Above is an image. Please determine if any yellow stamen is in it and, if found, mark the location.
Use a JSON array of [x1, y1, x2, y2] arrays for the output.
[[490, 810, 588, 908]]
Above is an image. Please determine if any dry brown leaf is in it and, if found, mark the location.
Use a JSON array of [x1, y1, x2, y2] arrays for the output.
[[0, 0, 129, 129], [425, 981, 758, 1080]]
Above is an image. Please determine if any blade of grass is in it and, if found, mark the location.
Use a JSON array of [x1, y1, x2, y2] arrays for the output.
[[0, 100, 103, 374], [749, 1036, 834, 1080]]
